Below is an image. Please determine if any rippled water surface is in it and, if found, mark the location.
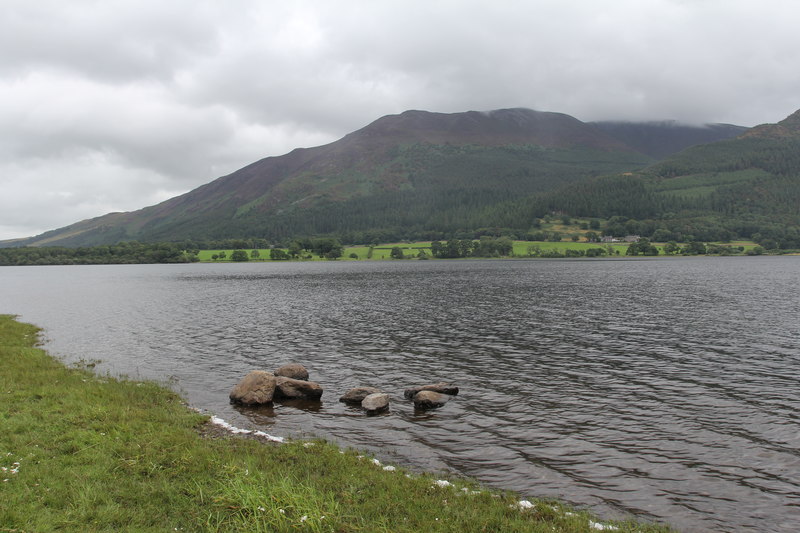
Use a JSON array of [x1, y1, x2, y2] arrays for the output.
[[2, 258, 799, 532]]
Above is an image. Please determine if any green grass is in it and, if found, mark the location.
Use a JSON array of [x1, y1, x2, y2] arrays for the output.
[[196, 241, 624, 262], [0, 315, 672, 532], [511, 241, 628, 256], [196, 239, 761, 263], [197, 249, 276, 262], [725, 241, 760, 251]]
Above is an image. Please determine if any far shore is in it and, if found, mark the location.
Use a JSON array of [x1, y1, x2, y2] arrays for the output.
[[198, 238, 769, 263]]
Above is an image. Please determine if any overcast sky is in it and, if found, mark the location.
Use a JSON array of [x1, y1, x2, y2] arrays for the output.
[[2, 0, 799, 241]]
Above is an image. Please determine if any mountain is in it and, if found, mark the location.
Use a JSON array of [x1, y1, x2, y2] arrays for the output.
[[590, 121, 747, 159], [6, 108, 655, 247], [527, 110, 800, 246], [741, 108, 800, 139], [3, 107, 775, 248]]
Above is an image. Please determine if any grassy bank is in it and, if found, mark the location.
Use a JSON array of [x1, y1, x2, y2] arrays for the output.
[[0, 315, 671, 532]]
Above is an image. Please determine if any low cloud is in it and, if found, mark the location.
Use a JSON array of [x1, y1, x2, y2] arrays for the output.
[[2, 0, 799, 239]]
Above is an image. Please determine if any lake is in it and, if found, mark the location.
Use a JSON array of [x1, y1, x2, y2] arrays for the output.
[[1, 257, 799, 532]]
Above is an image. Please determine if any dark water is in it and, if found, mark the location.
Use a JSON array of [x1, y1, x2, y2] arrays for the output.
[[1, 258, 799, 532]]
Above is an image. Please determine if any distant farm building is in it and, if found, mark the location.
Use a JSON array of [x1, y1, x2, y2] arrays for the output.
[[601, 235, 641, 243]]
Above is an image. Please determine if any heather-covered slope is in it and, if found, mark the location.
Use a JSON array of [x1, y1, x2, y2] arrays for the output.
[[9, 107, 785, 248], [7, 108, 653, 246]]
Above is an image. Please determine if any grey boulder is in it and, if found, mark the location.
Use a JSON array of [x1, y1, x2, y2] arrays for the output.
[[413, 390, 450, 409], [339, 386, 382, 404], [274, 363, 309, 381], [404, 382, 459, 400], [229, 371, 277, 405], [361, 393, 390, 414], [274, 376, 323, 400]]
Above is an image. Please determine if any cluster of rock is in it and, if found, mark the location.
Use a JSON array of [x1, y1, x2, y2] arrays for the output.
[[229, 364, 323, 405], [338, 386, 389, 414], [403, 383, 459, 408], [338, 381, 459, 413], [230, 364, 459, 415]]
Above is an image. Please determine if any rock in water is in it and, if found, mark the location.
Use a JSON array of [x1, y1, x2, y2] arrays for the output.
[[229, 371, 277, 405], [413, 390, 450, 409], [404, 382, 459, 399], [274, 363, 309, 381], [361, 393, 390, 414], [274, 376, 323, 400], [339, 386, 382, 404]]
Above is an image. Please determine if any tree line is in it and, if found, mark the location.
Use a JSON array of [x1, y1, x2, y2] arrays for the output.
[[0, 241, 199, 266]]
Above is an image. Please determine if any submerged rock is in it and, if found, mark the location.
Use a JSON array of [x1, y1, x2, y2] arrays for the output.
[[404, 382, 459, 399], [413, 390, 450, 409], [339, 386, 382, 404], [229, 371, 277, 405], [361, 393, 390, 414], [274, 376, 323, 400], [274, 363, 309, 381]]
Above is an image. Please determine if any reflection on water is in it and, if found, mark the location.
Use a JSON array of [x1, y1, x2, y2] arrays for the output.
[[2, 257, 799, 532]]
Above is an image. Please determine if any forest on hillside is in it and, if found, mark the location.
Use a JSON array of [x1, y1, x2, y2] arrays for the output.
[[4, 121, 800, 252], [136, 135, 800, 249]]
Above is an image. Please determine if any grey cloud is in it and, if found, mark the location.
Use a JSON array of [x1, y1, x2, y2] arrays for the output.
[[1, 0, 799, 240], [0, 0, 222, 82]]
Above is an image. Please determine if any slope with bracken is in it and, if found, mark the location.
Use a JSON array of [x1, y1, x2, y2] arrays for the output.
[[5, 108, 751, 247]]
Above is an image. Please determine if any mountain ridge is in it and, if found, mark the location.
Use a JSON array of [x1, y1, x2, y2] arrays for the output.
[[1, 107, 771, 248], [590, 120, 747, 158], [742, 109, 800, 139]]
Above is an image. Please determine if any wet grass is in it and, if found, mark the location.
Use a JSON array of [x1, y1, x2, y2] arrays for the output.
[[0, 315, 671, 532]]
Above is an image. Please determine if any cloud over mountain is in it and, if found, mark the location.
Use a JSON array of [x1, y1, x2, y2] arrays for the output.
[[2, 0, 799, 239]]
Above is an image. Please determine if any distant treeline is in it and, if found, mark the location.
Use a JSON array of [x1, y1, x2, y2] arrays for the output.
[[2, 226, 794, 267], [429, 237, 514, 258], [0, 241, 200, 266]]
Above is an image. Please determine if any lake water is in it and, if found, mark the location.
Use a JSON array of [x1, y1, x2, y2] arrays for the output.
[[1, 257, 799, 532]]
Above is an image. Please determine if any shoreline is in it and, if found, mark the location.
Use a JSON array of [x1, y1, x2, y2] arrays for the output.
[[3, 237, 790, 267], [0, 314, 672, 532]]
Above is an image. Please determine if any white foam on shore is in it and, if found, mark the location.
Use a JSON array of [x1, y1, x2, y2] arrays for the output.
[[589, 520, 619, 531], [207, 415, 621, 528], [209, 416, 284, 443], [517, 500, 619, 530]]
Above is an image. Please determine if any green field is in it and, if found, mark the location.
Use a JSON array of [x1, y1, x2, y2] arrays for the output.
[[0, 315, 672, 532], [197, 241, 626, 262], [197, 239, 760, 263], [197, 243, 602, 262], [511, 241, 628, 256]]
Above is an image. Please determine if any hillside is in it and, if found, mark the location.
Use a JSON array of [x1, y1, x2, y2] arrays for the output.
[[1, 107, 769, 248], [523, 110, 800, 247], [590, 121, 747, 159], [6, 108, 655, 247]]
